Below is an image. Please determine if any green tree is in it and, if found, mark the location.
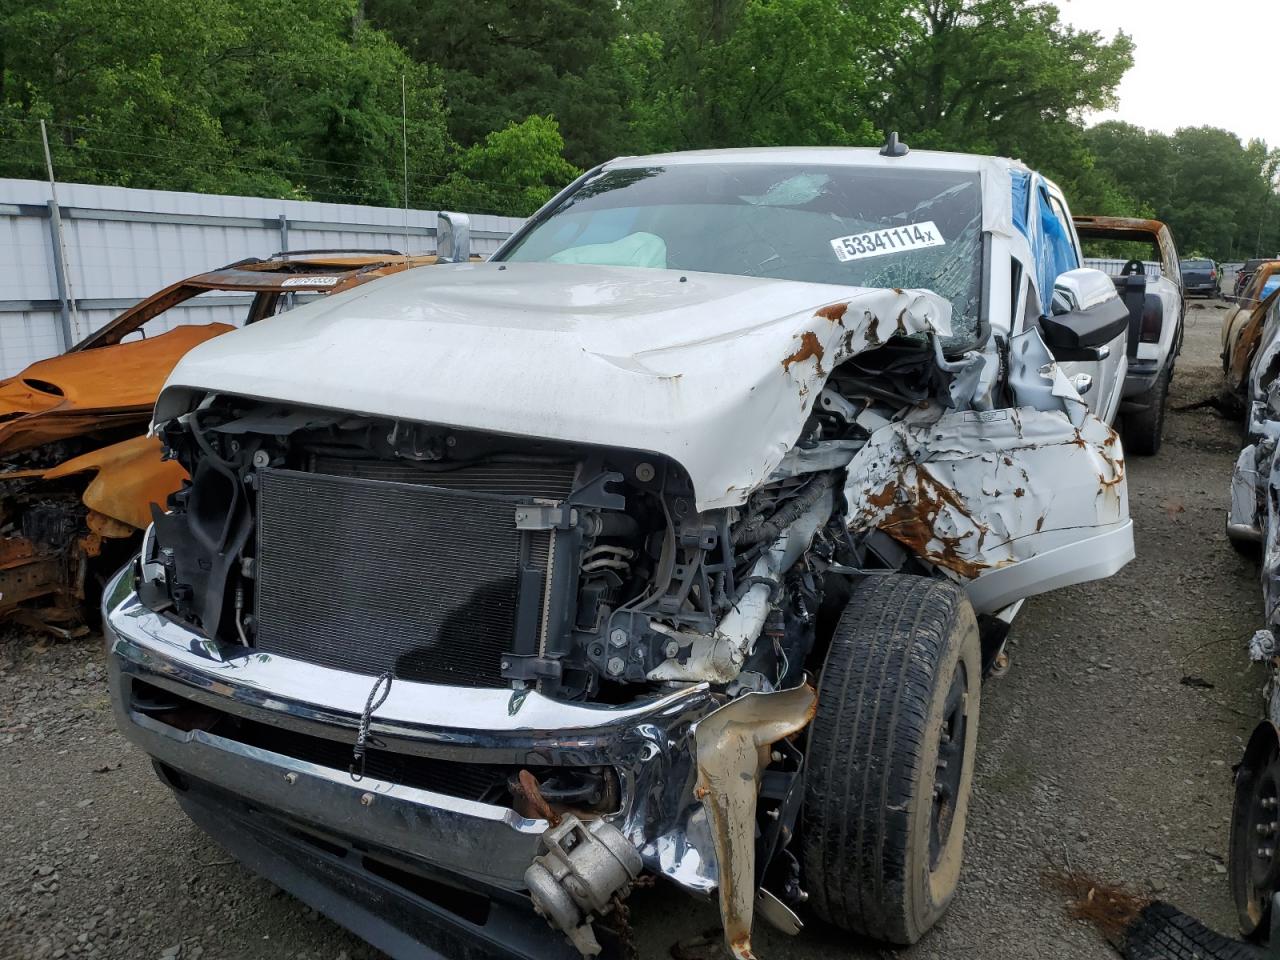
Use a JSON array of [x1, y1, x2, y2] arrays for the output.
[[365, 0, 627, 169], [1085, 121, 1280, 260], [0, 0, 450, 205], [428, 114, 580, 216], [615, 0, 888, 154], [868, 0, 1133, 205]]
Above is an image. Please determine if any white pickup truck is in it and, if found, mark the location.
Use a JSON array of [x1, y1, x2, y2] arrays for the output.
[[1075, 215, 1186, 455], [105, 144, 1135, 960]]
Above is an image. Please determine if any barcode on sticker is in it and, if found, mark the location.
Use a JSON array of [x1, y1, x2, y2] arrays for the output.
[[831, 221, 945, 262], [283, 276, 339, 287]]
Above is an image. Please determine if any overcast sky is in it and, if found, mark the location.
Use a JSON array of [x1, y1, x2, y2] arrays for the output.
[[1055, 0, 1276, 147]]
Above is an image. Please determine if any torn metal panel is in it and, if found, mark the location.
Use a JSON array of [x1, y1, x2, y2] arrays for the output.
[[844, 403, 1128, 612], [691, 683, 817, 960], [155, 262, 952, 511]]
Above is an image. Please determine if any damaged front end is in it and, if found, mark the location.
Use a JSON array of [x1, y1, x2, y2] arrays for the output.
[[105, 258, 1131, 957], [112, 395, 838, 957]]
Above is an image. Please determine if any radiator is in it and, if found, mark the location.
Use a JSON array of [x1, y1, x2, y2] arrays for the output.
[[254, 461, 569, 687]]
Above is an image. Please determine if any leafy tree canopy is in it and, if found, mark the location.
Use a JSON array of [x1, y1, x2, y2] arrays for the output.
[[0, 0, 1275, 258]]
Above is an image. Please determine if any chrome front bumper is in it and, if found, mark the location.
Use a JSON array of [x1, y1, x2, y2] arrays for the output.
[[103, 568, 722, 900]]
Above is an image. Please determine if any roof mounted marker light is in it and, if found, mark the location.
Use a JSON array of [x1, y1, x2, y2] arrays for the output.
[[879, 131, 910, 158]]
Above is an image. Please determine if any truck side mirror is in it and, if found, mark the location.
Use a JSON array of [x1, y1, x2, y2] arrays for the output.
[[1042, 267, 1129, 361], [436, 211, 471, 263]]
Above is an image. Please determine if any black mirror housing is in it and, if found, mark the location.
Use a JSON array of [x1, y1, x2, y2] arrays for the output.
[[1041, 294, 1129, 353]]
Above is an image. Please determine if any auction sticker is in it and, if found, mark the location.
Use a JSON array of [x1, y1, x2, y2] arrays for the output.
[[282, 276, 339, 287], [831, 221, 944, 262]]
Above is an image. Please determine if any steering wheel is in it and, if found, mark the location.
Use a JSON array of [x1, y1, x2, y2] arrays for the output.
[[1120, 258, 1146, 277]]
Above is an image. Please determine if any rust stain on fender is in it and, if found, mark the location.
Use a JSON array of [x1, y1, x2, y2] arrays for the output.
[[859, 470, 991, 580], [814, 302, 848, 324], [0, 324, 234, 454], [781, 331, 826, 376]]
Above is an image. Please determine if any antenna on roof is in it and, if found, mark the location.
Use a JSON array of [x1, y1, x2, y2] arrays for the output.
[[880, 131, 910, 158]]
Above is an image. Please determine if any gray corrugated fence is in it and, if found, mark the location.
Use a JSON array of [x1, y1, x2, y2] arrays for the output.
[[0, 178, 525, 377]]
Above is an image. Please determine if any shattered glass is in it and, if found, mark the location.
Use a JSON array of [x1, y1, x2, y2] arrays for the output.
[[502, 163, 985, 347]]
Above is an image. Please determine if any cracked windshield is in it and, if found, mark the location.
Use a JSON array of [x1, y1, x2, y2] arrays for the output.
[[503, 163, 983, 342]]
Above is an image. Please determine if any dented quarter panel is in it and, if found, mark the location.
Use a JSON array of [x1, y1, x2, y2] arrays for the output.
[[155, 261, 952, 511]]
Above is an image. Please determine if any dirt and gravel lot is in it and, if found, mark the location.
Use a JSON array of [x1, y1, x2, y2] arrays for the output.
[[0, 299, 1265, 960]]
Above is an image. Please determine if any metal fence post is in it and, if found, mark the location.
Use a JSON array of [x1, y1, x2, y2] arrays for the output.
[[278, 213, 289, 253], [44, 201, 74, 351], [41, 119, 79, 348]]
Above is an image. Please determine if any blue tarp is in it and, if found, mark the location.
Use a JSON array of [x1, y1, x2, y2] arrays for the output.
[[1010, 170, 1079, 314], [1011, 170, 1030, 239]]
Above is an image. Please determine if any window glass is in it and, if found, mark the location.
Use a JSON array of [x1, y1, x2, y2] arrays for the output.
[[504, 163, 985, 345]]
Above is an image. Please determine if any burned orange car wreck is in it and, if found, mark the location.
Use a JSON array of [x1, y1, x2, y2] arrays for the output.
[[0, 250, 443, 630]]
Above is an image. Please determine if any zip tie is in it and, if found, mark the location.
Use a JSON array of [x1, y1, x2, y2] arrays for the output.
[[349, 671, 393, 782]]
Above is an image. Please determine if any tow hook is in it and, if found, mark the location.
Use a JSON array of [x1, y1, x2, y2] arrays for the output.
[[524, 815, 643, 956]]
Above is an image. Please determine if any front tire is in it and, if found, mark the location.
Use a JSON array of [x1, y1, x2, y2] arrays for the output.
[[802, 574, 981, 944]]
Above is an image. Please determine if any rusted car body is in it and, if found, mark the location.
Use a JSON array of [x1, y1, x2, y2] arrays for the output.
[[1222, 261, 1280, 417], [1073, 215, 1185, 455], [0, 252, 442, 629], [106, 149, 1135, 959], [1223, 284, 1280, 940]]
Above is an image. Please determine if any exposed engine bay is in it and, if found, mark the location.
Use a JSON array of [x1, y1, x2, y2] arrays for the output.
[[142, 336, 968, 704]]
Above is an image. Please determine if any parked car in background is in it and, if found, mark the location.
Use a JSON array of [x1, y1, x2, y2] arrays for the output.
[[1074, 215, 1185, 455], [1234, 258, 1275, 301], [1221, 261, 1280, 418], [105, 145, 1134, 960], [1221, 262, 1244, 297], [0, 250, 448, 633], [1180, 257, 1219, 297]]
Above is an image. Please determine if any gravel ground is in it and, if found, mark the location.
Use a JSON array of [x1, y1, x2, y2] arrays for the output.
[[0, 300, 1264, 960]]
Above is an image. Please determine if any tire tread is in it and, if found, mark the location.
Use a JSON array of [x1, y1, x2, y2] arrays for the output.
[[802, 574, 972, 943]]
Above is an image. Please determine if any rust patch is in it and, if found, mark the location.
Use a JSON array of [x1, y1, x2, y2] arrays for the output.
[[1013, 487, 1025, 498], [866, 480, 899, 510], [1002, 456, 1014, 466], [856, 468, 991, 579], [815, 302, 848, 324], [511, 769, 561, 826], [865, 312, 881, 345], [781, 331, 826, 376], [1035, 515, 1045, 533]]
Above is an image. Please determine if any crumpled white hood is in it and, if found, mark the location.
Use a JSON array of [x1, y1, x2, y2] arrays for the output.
[[158, 261, 950, 509]]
